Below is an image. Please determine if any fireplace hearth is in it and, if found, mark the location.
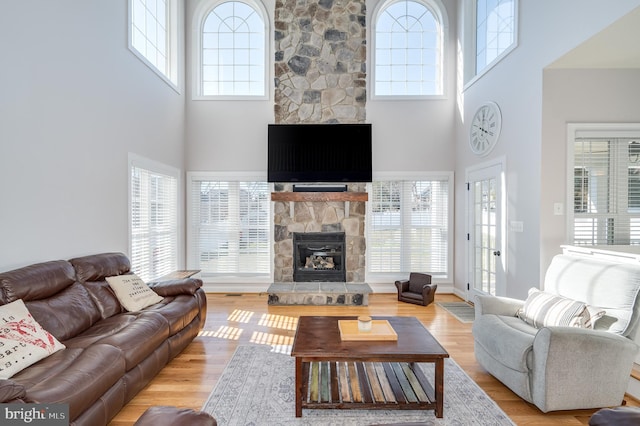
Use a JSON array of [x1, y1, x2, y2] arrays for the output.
[[293, 232, 346, 282]]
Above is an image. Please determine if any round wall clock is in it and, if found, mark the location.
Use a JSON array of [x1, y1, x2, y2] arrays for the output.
[[469, 101, 502, 156]]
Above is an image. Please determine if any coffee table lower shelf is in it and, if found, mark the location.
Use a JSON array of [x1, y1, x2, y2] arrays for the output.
[[300, 360, 437, 412]]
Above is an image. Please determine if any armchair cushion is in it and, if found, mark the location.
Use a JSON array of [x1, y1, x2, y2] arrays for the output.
[[408, 272, 431, 293]]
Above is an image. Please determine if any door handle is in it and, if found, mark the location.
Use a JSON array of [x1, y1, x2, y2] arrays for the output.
[[493, 250, 501, 256]]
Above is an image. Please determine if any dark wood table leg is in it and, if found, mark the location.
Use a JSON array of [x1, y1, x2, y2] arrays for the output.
[[295, 357, 303, 417], [435, 358, 444, 418]]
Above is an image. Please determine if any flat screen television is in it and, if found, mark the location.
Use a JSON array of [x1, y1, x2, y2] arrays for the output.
[[267, 124, 372, 183]]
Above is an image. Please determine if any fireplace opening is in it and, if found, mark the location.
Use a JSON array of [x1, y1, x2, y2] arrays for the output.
[[293, 232, 346, 282]]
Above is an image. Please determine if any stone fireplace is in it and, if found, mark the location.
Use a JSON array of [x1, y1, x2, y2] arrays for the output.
[[272, 182, 366, 283], [267, 183, 372, 305], [267, 0, 372, 305]]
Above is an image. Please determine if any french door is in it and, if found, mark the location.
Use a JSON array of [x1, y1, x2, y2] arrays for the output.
[[467, 162, 505, 300]]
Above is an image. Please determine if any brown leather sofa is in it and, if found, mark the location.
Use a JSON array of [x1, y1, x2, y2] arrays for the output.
[[0, 252, 207, 426]]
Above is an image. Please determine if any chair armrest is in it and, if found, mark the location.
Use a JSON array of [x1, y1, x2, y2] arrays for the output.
[[473, 294, 524, 319], [394, 280, 409, 292], [532, 327, 639, 412], [0, 379, 26, 402], [422, 284, 437, 296], [148, 278, 203, 297]]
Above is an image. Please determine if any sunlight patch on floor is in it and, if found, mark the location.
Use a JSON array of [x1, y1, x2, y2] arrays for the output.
[[258, 313, 298, 330], [250, 331, 294, 350], [227, 309, 255, 323], [199, 326, 243, 340]]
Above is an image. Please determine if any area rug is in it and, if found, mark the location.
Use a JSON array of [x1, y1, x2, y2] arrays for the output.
[[436, 302, 475, 323], [202, 345, 514, 426]]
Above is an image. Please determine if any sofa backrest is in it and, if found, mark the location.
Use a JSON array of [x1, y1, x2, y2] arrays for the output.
[[0, 260, 102, 341], [70, 252, 130, 319], [544, 253, 640, 337]]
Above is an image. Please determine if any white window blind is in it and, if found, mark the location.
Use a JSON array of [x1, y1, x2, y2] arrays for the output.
[[189, 178, 270, 276], [130, 163, 178, 281], [573, 137, 640, 245], [368, 178, 449, 277]]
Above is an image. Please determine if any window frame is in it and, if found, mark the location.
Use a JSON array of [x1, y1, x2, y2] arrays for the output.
[[186, 172, 272, 283], [128, 153, 181, 282], [567, 123, 640, 247], [463, 0, 518, 89], [191, 0, 270, 101], [370, 0, 449, 100], [127, 0, 183, 92], [365, 171, 454, 283]]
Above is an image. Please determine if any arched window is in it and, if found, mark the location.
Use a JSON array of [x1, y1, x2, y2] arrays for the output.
[[196, 1, 267, 98], [373, 0, 446, 97]]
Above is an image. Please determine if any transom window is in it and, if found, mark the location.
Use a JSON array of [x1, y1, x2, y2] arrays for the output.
[[374, 0, 445, 97], [129, 0, 179, 88], [199, 1, 266, 97], [475, 0, 516, 75]]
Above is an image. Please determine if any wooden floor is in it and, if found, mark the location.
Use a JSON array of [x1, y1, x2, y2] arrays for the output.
[[110, 293, 638, 425]]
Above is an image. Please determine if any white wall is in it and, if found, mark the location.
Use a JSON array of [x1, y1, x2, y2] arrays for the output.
[[541, 68, 640, 275], [0, 1, 186, 272], [454, 0, 640, 299], [185, 0, 458, 174]]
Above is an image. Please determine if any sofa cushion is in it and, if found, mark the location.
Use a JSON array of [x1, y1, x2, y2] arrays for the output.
[[25, 283, 101, 341], [518, 288, 589, 328], [106, 274, 164, 312], [0, 260, 76, 304], [70, 252, 131, 282], [13, 343, 126, 421], [82, 280, 123, 319], [0, 300, 65, 379]]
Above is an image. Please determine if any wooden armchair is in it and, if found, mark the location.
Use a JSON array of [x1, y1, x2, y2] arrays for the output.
[[394, 272, 437, 306]]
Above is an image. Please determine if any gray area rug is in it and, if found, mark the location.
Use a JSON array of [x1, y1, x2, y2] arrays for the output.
[[436, 302, 475, 323], [202, 345, 514, 425]]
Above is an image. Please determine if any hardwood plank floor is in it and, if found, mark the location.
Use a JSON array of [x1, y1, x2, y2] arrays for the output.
[[109, 293, 638, 425]]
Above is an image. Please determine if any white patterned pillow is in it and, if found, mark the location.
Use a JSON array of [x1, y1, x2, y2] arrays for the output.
[[517, 288, 590, 328], [0, 299, 66, 379], [106, 274, 163, 312]]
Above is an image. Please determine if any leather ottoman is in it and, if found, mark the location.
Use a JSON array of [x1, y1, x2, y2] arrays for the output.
[[134, 406, 217, 426]]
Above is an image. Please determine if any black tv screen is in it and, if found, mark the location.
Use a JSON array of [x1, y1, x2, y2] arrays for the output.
[[267, 124, 372, 183]]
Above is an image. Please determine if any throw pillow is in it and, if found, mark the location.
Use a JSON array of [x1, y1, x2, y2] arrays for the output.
[[517, 288, 589, 328], [105, 274, 163, 312], [0, 299, 66, 379], [584, 305, 607, 329]]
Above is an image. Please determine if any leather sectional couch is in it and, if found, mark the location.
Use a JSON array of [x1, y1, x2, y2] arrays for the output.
[[0, 252, 207, 425]]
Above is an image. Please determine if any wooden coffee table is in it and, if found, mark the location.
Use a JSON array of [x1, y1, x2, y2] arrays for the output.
[[291, 316, 449, 417]]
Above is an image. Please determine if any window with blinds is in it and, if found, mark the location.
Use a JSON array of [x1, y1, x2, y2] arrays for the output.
[[367, 177, 450, 278], [573, 137, 640, 245], [188, 177, 270, 277], [130, 161, 178, 281]]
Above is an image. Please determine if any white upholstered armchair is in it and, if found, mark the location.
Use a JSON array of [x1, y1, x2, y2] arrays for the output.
[[472, 248, 640, 412]]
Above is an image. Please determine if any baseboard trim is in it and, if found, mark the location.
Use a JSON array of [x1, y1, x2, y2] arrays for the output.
[[202, 282, 456, 295]]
